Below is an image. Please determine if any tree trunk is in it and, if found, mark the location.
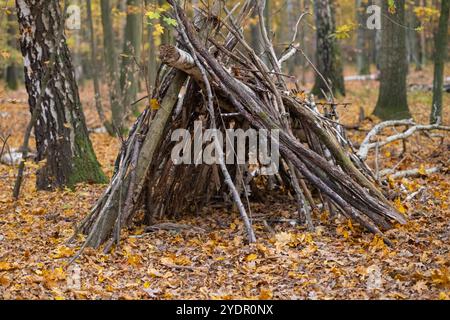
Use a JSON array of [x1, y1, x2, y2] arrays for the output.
[[373, 0, 411, 120], [158, 0, 172, 44], [100, 0, 123, 134], [406, 0, 421, 70], [6, 8, 19, 90], [419, 0, 428, 67], [430, 0, 449, 124], [16, 0, 107, 189], [311, 0, 346, 98], [145, 0, 157, 90], [86, 0, 112, 134], [120, 0, 142, 115], [356, 0, 371, 75]]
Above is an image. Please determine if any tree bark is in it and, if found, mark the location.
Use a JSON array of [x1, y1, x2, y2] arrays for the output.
[[356, 0, 371, 75], [100, 0, 123, 134], [6, 8, 19, 90], [374, 0, 411, 120], [430, 0, 449, 124], [406, 0, 421, 70], [86, 0, 112, 134], [16, 0, 107, 189], [120, 0, 142, 115], [311, 0, 346, 98], [145, 0, 157, 89]]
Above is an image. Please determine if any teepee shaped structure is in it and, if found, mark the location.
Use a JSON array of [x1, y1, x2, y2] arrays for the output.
[[75, 0, 406, 251]]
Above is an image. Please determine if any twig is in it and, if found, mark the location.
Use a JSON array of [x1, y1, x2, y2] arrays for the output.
[[380, 166, 441, 179]]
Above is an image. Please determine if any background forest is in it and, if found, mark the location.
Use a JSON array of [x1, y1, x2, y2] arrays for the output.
[[0, 0, 449, 300]]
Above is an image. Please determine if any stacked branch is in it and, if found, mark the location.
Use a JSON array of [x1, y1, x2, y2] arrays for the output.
[[74, 0, 406, 253]]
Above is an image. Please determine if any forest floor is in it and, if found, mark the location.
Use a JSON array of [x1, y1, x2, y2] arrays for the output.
[[0, 65, 449, 300]]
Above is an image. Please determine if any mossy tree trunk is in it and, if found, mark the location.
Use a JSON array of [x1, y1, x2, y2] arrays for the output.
[[16, 0, 107, 190], [312, 0, 346, 98], [430, 0, 449, 124], [373, 0, 411, 120]]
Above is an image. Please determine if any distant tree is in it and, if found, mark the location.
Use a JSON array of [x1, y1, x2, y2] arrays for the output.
[[16, 0, 107, 189], [145, 0, 158, 88], [6, 8, 19, 90], [406, 0, 421, 70], [158, 0, 172, 44], [312, 0, 346, 98], [86, 0, 111, 134], [120, 0, 142, 114], [430, 0, 449, 124], [100, 0, 123, 134], [374, 0, 411, 120], [356, 0, 371, 75]]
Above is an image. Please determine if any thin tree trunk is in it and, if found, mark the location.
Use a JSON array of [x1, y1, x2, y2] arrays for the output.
[[16, 0, 107, 189], [311, 0, 346, 98], [158, 0, 171, 44], [420, 0, 428, 67], [374, 0, 411, 120], [6, 7, 19, 90], [100, 0, 123, 134], [356, 0, 370, 75], [145, 0, 157, 89], [86, 0, 112, 134], [120, 0, 143, 116], [430, 0, 449, 124], [406, 0, 420, 71]]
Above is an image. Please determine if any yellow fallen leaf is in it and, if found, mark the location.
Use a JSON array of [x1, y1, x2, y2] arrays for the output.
[[418, 164, 427, 176], [32, 207, 47, 215], [394, 198, 407, 215], [0, 275, 10, 286], [439, 292, 449, 300], [245, 253, 258, 262], [259, 288, 273, 300], [127, 254, 142, 266], [0, 262, 16, 271], [51, 246, 75, 259]]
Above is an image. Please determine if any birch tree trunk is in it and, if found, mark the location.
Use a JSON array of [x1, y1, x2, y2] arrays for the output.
[[311, 0, 346, 98], [16, 0, 107, 189]]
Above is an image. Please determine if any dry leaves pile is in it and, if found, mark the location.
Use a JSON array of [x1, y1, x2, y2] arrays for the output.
[[0, 66, 449, 300]]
